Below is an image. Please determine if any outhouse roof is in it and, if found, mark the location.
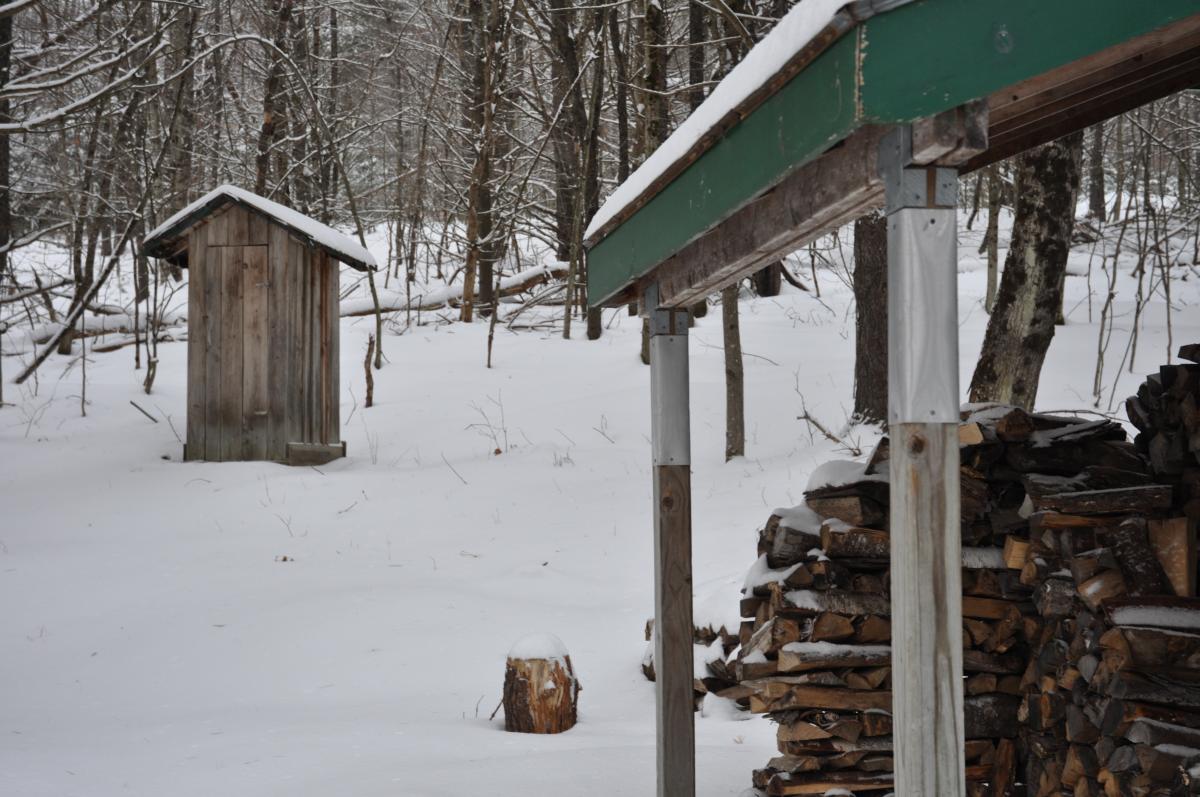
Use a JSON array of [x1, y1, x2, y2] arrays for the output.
[[141, 184, 377, 271]]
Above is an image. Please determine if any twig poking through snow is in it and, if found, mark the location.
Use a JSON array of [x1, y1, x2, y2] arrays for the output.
[[129, 401, 158, 423], [441, 453, 468, 485]]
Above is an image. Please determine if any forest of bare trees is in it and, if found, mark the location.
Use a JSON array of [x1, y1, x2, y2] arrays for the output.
[[1, 1, 1197, 427]]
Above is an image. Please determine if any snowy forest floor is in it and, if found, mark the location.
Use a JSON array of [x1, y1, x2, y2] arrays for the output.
[[2, 218, 1199, 796]]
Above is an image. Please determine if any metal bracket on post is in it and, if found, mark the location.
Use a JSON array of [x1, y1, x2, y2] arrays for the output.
[[880, 125, 965, 797]]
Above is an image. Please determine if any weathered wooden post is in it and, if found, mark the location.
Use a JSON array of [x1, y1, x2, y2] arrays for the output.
[[646, 283, 695, 797], [879, 127, 965, 796]]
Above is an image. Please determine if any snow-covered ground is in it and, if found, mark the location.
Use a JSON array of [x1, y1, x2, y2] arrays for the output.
[[2, 217, 1198, 796]]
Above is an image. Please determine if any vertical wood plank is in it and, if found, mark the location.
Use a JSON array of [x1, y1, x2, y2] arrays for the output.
[[241, 245, 269, 460], [267, 224, 290, 460], [219, 246, 244, 461], [654, 463, 695, 797], [185, 230, 207, 460], [247, 209, 270, 246], [316, 251, 329, 443], [889, 422, 965, 797], [327, 256, 340, 445], [206, 208, 228, 248], [308, 248, 320, 444], [287, 238, 306, 447], [227, 206, 251, 246], [203, 245, 224, 461]]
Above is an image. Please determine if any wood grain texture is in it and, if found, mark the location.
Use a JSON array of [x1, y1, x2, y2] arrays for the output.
[[184, 229, 207, 460], [218, 246, 244, 461], [266, 224, 290, 459], [241, 245, 269, 460], [247, 208, 270, 246], [889, 422, 965, 797], [325, 252, 340, 445], [285, 441, 346, 466], [202, 240, 225, 461], [287, 237, 306, 449], [654, 463, 695, 797], [206, 208, 228, 248]]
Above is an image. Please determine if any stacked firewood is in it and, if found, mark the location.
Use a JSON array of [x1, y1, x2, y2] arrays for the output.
[[1006, 351, 1200, 796], [1008, 503, 1198, 795], [734, 409, 1050, 796], [641, 617, 741, 708], [735, 396, 1198, 796], [1128, 344, 1200, 534]]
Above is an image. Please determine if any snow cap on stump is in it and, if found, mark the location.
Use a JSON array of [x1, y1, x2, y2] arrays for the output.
[[503, 633, 580, 734]]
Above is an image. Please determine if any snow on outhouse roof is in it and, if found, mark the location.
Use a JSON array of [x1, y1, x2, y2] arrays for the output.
[[583, 0, 849, 244], [141, 184, 377, 271]]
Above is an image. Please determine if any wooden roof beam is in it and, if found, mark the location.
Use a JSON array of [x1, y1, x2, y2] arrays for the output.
[[652, 126, 886, 309]]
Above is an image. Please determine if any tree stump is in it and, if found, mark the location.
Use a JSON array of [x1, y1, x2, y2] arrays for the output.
[[502, 634, 580, 734]]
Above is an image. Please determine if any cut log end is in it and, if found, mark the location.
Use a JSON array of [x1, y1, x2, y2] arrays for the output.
[[502, 642, 581, 734]]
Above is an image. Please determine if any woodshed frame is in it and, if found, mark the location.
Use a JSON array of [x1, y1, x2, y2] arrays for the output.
[[582, 2, 1200, 794]]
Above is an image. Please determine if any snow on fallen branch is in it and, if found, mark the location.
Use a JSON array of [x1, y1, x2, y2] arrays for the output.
[[340, 260, 569, 317]]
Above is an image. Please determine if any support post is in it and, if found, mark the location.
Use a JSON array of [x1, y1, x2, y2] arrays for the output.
[[646, 283, 695, 797], [879, 128, 965, 796]]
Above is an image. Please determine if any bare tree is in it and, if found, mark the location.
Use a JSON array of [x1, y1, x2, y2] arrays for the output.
[[969, 132, 1085, 409]]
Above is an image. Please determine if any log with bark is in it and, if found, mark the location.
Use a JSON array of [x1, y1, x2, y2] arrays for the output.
[[502, 634, 580, 734]]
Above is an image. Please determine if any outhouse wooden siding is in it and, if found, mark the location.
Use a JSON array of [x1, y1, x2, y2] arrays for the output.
[[184, 204, 340, 463]]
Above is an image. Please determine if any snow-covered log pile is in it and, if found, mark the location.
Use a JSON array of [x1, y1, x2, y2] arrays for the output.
[[641, 617, 741, 710], [1128, 344, 1200, 537], [1002, 350, 1200, 797], [734, 391, 1200, 797]]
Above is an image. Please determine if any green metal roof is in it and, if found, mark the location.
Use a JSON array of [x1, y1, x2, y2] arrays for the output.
[[585, 0, 1200, 308]]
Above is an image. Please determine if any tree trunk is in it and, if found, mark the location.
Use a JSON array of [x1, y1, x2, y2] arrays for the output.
[[638, 0, 668, 363], [255, 0, 293, 196], [969, 132, 1084, 409], [722, 283, 744, 460], [753, 262, 783, 297], [0, 12, 9, 405], [852, 211, 887, 424], [983, 164, 1001, 313], [1087, 123, 1105, 220]]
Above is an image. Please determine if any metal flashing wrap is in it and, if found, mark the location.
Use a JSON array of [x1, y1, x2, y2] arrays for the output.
[[887, 207, 960, 424], [650, 335, 692, 467]]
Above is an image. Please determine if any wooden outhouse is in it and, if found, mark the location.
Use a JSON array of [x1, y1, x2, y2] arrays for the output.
[[141, 185, 375, 465]]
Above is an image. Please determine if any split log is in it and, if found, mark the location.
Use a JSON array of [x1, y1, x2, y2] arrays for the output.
[[820, 523, 889, 560], [776, 641, 891, 673], [1107, 518, 1171, 596], [1032, 485, 1173, 515], [1148, 517, 1195, 596]]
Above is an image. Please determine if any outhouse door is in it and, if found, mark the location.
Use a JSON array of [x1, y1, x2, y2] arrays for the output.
[[203, 244, 270, 461]]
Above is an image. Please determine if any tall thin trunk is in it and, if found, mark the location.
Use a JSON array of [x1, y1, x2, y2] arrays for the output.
[[983, 164, 1001, 313], [1087, 123, 1105, 220], [638, 0, 668, 363], [852, 211, 887, 424], [722, 284, 744, 460], [0, 13, 10, 404], [969, 132, 1084, 409], [255, 0, 293, 196]]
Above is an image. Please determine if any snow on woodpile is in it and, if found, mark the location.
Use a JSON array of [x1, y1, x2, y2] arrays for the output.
[[804, 459, 886, 491], [143, 184, 377, 270], [584, 0, 847, 241]]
